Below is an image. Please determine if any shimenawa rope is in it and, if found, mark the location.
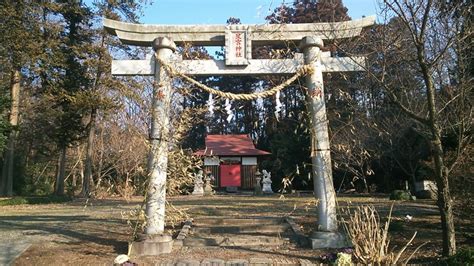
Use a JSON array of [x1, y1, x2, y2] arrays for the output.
[[156, 58, 314, 101]]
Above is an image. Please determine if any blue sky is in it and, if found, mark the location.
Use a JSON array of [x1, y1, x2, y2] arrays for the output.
[[140, 0, 379, 24]]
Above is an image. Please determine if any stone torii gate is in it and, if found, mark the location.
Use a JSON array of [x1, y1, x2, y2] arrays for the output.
[[104, 16, 375, 255]]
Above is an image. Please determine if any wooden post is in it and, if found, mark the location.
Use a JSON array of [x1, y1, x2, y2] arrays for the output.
[[300, 36, 338, 232], [145, 37, 176, 235]]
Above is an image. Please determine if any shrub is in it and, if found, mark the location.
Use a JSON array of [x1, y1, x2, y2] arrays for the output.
[[0, 195, 71, 206], [342, 204, 426, 264], [390, 190, 412, 200], [445, 246, 474, 265]]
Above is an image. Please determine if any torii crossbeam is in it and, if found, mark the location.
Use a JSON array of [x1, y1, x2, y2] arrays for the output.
[[104, 16, 375, 255]]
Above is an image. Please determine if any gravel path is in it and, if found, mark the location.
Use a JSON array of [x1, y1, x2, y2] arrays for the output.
[[0, 199, 141, 265], [0, 240, 30, 266], [0, 195, 446, 265]]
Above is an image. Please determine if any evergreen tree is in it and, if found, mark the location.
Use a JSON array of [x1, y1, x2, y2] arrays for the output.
[[78, 0, 147, 197], [50, 1, 94, 195], [0, 1, 42, 196], [261, 0, 352, 190]]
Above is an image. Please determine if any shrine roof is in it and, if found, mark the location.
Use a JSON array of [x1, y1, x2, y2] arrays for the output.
[[194, 134, 271, 156]]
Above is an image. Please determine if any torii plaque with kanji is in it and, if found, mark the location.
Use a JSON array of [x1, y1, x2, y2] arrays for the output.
[[225, 25, 251, 65]]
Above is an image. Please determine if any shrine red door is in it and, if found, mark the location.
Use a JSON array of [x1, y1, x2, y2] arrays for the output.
[[220, 164, 241, 187]]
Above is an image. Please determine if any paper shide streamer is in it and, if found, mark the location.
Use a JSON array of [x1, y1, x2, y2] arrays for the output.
[[225, 98, 234, 123], [207, 93, 214, 116], [274, 90, 282, 119]]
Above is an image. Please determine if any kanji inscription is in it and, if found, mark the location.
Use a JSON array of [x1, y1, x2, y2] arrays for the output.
[[234, 32, 243, 57], [225, 25, 251, 66]]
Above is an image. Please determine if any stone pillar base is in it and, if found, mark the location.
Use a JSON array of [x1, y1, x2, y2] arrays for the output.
[[192, 190, 204, 196], [129, 233, 173, 256], [203, 186, 214, 196], [310, 231, 350, 249]]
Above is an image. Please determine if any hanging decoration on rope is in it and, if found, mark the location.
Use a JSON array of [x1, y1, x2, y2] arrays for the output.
[[274, 90, 282, 119], [207, 94, 215, 116], [225, 99, 234, 123]]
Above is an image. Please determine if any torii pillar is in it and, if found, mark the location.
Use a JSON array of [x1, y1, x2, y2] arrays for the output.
[[301, 37, 344, 248], [129, 37, 175, 256]]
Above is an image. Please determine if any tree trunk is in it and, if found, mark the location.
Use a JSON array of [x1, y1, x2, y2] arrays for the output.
[[55, 146, 67, 195], [411, 173, 417, 195], [0, 69, 21, 196], [420, 55, 456, 255], [94, 124, 103, 189], [72, 145, 83, 190], [81, 108, 96, 197], [434, 144, 456, 257], [78, 147, 84, 190], [1, 155, 7, 195]]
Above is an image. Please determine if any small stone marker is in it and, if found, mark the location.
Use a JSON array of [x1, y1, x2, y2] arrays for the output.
[[254, 170, 262, 195], [415, 180, 437, 199], [415, 180, 437, 192], [204, 172, 214, 195], [192, 170, 204, 196], [261, 170, 273, 194]]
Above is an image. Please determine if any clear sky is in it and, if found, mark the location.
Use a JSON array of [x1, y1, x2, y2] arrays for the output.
[[140, 0, 379, 25]]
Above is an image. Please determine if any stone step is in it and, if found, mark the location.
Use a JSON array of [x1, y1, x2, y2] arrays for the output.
[[193, 224, 290, 234], [183, 235, 289, 247], [195, 217, 284, 226], [169, 258, 312, 266]]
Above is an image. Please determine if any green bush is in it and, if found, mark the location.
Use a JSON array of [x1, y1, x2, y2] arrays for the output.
[[20, 162, 55, 195], [389, 190, 412, 200], [0, 195, 72, 206], [446, 247, 474, 265]]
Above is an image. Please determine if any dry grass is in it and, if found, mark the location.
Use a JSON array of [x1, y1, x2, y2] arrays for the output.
[[342, 204, 427, 265]]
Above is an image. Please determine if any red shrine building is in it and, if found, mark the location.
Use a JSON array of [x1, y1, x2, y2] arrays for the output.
[[194, 134, 270, 189]]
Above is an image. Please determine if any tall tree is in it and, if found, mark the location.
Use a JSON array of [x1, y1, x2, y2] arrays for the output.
[[0, 1, 42, 196], [355, 0, 473, 256], [261, 0, 353, 189], [78, 0, 146, 197], [51, 1, 94, 195]]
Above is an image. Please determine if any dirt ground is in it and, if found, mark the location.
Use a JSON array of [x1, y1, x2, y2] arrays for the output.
[[0, 194, 471, 265]]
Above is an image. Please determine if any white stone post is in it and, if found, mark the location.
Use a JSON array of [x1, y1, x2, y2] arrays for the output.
[[300, 36, 338, 233], [145, 37, 176, 235]]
